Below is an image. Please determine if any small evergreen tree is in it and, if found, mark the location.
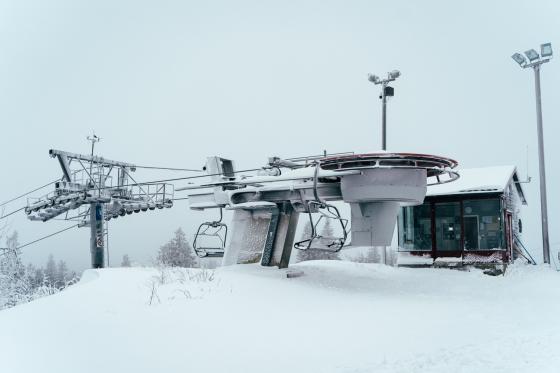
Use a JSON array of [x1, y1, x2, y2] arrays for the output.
[[296, 218, 340, 262], [157, 228, 198, 268], [0, 231, 32, 308], [121, 254, 131, 267], [44, 254, 57, 287], [55, 260, 69, 289]]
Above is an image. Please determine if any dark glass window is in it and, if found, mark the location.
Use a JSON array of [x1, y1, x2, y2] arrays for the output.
[[398, 203, 432, 251], [463, 199, 502, 250], [435, 202, 462, 251]]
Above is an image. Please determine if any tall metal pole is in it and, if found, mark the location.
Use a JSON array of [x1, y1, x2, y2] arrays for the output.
[[381, 83, 387, 150], [368, 71, 399, 151], [533, 65, 551, 264]]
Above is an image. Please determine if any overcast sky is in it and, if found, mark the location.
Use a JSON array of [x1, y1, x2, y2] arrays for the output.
[[1, 0, 559, 270]]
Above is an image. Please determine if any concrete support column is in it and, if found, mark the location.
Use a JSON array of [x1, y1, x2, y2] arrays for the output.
[[350, 201, 400, 247], [261, 203, 299, 269]]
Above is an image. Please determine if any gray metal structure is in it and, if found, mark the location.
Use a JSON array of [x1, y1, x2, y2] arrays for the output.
[[25, 147, 174, 268], [179, 152, 459, 269], [368, 70, 401, 150], [511, 43, 552, 264]]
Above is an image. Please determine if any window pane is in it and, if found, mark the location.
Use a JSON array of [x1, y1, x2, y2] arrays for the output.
[[463, 199, 502, 250], [398, 203, 432, 251], [435, 202, 461, 252]]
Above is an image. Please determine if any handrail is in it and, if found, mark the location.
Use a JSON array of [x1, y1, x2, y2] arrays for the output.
[[513, 234, 537, 265]]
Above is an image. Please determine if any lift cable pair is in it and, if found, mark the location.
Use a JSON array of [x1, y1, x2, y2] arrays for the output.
[[0, 163, 205, 208], [0, 224, 80, 257], [0, 178, 67, 208], [0, 206, 26, 221], [58, 167, 265, 194]]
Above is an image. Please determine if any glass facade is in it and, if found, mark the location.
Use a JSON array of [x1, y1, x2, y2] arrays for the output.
[[398, 197, 504, 254], [435, 202, 462, 252], [463, 199, 502, 250], [398, 204, 432, 251]]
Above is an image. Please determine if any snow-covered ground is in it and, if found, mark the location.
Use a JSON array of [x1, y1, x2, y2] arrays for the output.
[[1, 261, 559, 373]]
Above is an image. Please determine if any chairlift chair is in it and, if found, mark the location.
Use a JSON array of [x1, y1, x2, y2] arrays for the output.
[[193, 208, 228, 258], [294, 201, 348, 252], [293, 162, 349, 252]]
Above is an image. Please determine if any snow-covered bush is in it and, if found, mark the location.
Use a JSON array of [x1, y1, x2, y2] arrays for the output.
[[156, 228, 198, 268], [0, 231, 79, 310]]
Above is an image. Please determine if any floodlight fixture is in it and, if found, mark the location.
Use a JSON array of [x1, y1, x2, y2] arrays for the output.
[[511, 53, 527, 67], [389, 70, 401, 79], [524, 49, 540, 62], [368, 74, 380, 83], [540, 42, 553, 58]]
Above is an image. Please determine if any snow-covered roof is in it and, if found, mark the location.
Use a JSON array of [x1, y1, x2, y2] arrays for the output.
[[427, 165, 527, 204]]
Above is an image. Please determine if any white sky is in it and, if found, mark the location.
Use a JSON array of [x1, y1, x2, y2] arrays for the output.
[[1, 0, 559, 270]]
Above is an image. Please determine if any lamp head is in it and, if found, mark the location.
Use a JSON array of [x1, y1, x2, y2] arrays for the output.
[[368, 74, 380, 83], [388, 70, 401, 79], [511, 52, 527, 67], [541, 42, 553, 58], [524, 49, 540, 62]]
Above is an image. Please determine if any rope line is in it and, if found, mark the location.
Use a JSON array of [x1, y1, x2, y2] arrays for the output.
[[0, 179, 62, 207], [134, 165, 203, 172], [0, 206, 26, 220], [16, 224, 80, 250]]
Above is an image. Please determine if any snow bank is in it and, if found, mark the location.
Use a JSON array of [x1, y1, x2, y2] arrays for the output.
[[0, 261, 559, 373]]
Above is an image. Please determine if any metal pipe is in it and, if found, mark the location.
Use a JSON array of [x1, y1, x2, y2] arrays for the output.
[[381, 83, 387, 150], [533, 65, 551, 264]]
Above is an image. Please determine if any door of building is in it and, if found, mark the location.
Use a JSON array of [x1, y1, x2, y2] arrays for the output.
[[505, 211, 513, 261], [464, 215, 479, 250], [434, 202, 462, 256]]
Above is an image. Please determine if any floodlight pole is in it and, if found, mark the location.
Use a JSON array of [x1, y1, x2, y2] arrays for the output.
[[532, 63, 551, 264], [512, 45, 552, 264], [368, 71, 400, 151], [381, 82, 388, 150]]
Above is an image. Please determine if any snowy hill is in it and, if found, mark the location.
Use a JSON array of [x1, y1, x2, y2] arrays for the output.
[[1, 262, 560, 373]]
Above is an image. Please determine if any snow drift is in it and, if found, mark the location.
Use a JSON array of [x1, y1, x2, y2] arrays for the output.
[[0, 261, 559, 373]]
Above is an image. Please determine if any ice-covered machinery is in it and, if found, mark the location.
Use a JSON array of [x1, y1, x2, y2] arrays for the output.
[[25, 148, 174, 268], [178, 152, 459, 268]]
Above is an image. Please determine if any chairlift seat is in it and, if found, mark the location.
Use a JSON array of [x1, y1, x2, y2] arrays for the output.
[[193, 210, 228, 259]]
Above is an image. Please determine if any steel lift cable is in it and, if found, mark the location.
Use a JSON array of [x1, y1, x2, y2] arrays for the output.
[[81, 167, 265, 193], [0, 179, 64, 208], [0, 206, 26, 220], [133, 165, 204, 172], [0, 169, 85, 208], [15, 224, 80, 250]]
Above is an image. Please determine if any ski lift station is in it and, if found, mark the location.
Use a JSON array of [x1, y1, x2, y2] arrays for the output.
[[19, 145, 536, 270], [397, 166, 535, 267]]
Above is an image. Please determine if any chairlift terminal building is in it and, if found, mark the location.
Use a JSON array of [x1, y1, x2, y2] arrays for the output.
[[397, 166, 528, 264]]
